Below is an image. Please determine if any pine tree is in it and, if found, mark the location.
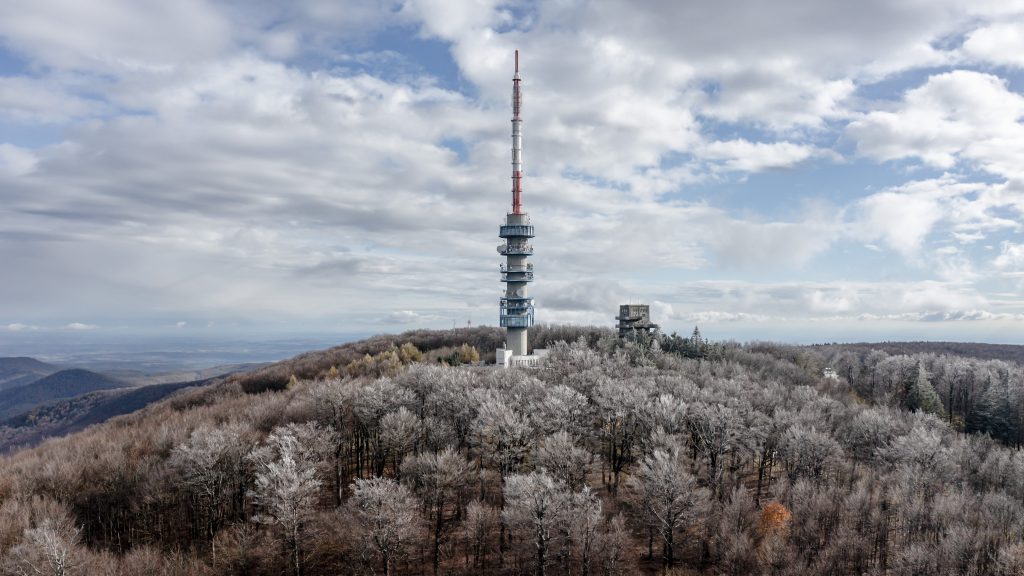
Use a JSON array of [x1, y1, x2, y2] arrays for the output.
[[968, 376, 1014, 443], [907, 363, 944, 417]]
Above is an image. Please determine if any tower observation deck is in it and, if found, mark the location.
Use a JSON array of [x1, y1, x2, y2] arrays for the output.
[[495, 51, 545, 368]]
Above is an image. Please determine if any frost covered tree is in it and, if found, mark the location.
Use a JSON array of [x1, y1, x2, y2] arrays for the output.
[[460, 500, 499, 570], [780, 424, 843, 483], [249, 426, 324, 576], [533, 431, 594, 491], [379, 407, 421, 479], [630, 448, 708, 567], [529, 385, 590, 438], [593, 377, 649, 493], [503, 471, 569, 576], [401, 446, 472, 575], [308, 378, 360, 505], [470, 396, 533, 480], [566, 486, 603, 574], [688, 402, 743, 494], [348, 477, 422, 576], [6, 517, 80, 576], [354, 378, 417, 476], [170, 422, 250, 552]]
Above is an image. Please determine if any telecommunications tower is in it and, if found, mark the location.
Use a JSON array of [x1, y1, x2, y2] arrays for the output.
[[495, 50, 545, 368]]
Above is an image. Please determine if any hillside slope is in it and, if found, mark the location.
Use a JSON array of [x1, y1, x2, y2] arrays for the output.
[[0, 378, 209, 453], [0, 356, 59, 392], [2, 327, 1024, 575], [0, 368, 130, 420]]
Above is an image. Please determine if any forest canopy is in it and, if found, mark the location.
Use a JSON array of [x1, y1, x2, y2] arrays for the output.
[[1, 327, 1023, 575]]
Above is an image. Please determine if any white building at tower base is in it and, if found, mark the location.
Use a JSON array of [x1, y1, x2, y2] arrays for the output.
[[495, 347, 548, 368]]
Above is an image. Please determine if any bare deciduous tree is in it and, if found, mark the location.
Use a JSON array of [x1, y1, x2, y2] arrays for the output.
[[402, 446, 472, 575], [170, 422, 250, 554], [461, 499, 499, 570], [631, 448, 708, 567], [250, 426, 324, 576], [380, 407, 421, 479], [348, 477, 422, 576], [7, 517, 79, 576], [533, 431, 594, 491], [503, 471, 569, 576]]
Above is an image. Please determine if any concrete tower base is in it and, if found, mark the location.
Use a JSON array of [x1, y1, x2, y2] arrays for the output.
[[507, 327, 528, 356], [495, 347, 548, 368]]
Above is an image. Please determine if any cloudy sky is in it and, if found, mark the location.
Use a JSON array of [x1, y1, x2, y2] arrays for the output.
[[1, 0, 1023, 346]]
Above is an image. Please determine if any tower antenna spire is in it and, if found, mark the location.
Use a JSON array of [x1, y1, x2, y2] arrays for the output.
[[511, 50, 523, 214]]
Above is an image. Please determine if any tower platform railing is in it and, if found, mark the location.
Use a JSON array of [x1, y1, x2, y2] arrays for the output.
[[500, 314, 533, 328], [498, 243, 533, 255], [499, 225, 534, 238]]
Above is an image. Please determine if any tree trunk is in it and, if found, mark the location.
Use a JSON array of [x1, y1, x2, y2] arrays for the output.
[[334, 444, 344, 507], [536, 527, 546, 576], [434, 499, 443, 576], [664, 525, 674, 567], [755, 455, 766, 506], [293, 524, 302, 576]]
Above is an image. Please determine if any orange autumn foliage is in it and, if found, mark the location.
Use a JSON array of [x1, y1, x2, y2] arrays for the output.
[[759, 502, 792, 536]]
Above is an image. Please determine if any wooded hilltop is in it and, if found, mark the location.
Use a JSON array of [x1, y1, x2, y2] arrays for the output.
[[2, 325, 1024, 575]]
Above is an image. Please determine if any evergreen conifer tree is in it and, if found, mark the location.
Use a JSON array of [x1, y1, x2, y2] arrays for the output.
[[907, 363, 944, 417]]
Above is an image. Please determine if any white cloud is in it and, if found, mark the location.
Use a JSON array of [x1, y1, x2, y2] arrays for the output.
[[701, 66, 855, 130], [1, 0, 1024, 340], [382, 310, 423, 324], [700, 139, 823, 172], [5, 323, 39, 331], [962, 21, 1024, 67], [65, 322, 97, 330], [712, 218, 839, 269], [847, 71, 1024, 180], [995, 242, 1024, 270], [381, 310, 446, 324], [664, 280, 991, 321], [0, 77, 108, 123], [0, 0, 231, 70], [0, 144, 38, 176], [953, 232, 985, 244], [850, 177, 1021, 260], [854, 188, 947, 257]]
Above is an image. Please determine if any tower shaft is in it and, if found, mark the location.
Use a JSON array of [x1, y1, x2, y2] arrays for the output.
[[498, 49, 534, 358]]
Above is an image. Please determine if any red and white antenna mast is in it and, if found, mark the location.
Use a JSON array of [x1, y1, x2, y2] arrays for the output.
[[511, 49, 524, 214], [496, 49, 535, 364]]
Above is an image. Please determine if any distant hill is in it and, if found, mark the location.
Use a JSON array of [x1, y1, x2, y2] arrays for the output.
[[99, 362, 268, 387], [0, 361, 262, 453], [0, 378, 208, 453], [0, 356, 59, 392], [809, 341, 1024, 365], [0, 368, 130, 420]]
